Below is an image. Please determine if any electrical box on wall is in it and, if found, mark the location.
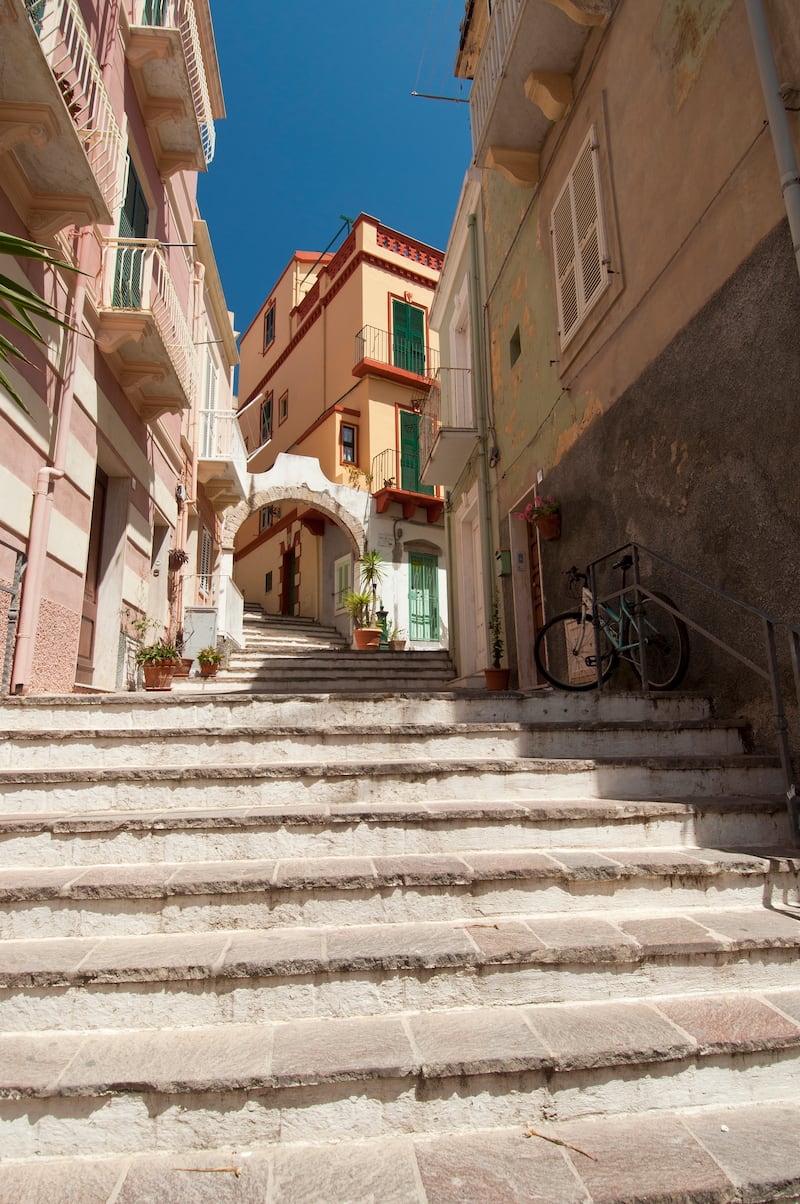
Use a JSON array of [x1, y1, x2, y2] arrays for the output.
[[495, 549, 511, 577]]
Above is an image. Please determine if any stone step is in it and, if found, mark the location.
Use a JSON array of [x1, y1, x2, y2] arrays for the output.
[[1, 1101, 797, 1202], [1, 989, 799, 1160], [2, 846, 797, 940], [0, 796, 788, 868], [0, 720, 748, 771], [0, 690, 715, 732], [0, 754, 784, 815], [208, 671, 457, 693], [2, 905, 798, 1032]]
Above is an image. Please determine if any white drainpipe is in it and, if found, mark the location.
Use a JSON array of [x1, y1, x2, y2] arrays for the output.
[[745, 0, 800, 279]]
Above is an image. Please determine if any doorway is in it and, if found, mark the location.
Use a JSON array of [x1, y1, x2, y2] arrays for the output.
[[76, 470, 108, 685], [409, 552, 439, 642], [281, 548, 296, 615]]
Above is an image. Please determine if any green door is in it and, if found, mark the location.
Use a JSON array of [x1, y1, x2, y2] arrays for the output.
[[392, 300, 426, 375], [113, 159, 149, 308], [400, 410, 434, 496], [409, 553, 439, 641], [143, 0, 167, 24]]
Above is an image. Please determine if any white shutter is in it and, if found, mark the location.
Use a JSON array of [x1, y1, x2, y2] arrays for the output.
[[551, 127, 610, 347]]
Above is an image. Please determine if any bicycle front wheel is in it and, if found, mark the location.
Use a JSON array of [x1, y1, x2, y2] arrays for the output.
[[632, 591, 690, 690], [534, 611, 617, 692]]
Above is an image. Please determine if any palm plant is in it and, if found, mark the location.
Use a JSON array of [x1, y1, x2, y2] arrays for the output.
[[0, 231, 78, 411], [358, 549, 385, 627]]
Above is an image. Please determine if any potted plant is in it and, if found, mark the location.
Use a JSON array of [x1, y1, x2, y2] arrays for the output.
[[514, 494, 561, 541], [346, 550, 385, 650], [135, 638, 181, 691], [388, 625, 407, 651], [485, 598, 511, 690], [197, 646, 224, 678], [168, 547, 190, 572]]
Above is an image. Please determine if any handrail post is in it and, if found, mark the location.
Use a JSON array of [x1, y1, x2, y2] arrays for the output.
[[631, 545, 649, 690], [764, 618, 799, 842], [589, 561, 603, 691]]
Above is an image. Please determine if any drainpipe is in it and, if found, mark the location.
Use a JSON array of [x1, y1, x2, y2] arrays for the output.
[[11, 228, 90, 693], [468, 213, 496, 657], [745, 0, 800, 280]]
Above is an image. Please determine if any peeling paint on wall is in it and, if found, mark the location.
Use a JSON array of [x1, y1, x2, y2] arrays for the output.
[[656, 0, 735, 111], [554, 394, 603, 465]]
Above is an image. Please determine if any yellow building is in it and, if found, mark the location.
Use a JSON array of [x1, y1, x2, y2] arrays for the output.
[[233, 214, 448, 647]]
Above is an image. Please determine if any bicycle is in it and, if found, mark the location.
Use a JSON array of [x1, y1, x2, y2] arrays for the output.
[[533, 556, 690, 692]]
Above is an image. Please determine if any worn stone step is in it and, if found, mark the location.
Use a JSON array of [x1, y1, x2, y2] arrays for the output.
[[0, 720, 748, 771], [2, 906, 798, 1032], [0, 797, 788, 868], [1, 1101, 798, 1202], [0, 754, 784, 815], [0, 690, 715, 732], [2, 846, 797, 939], [1, 990, 799, 1160]]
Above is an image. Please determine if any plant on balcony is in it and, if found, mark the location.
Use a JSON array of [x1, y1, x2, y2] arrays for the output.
[[0, 232, 78, 412]]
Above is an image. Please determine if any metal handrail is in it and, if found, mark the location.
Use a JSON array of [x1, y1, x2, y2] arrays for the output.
[[586, 541, 800, 839]]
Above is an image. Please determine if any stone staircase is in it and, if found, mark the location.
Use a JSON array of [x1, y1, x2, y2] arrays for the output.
[[0, 688, 799, 1201], [193, 607, 457, 692]]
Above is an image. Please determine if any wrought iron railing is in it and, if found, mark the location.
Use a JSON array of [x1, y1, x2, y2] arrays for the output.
[[198, 408, 249, 494], [371, 448, 436, 498], [354, 325, 439, 379], [24, 0, 125, 214], [468, 0, 524, 155], [99, 238, 196, 404], [131, 0, 215, 164], [586, 542, 800, 842]]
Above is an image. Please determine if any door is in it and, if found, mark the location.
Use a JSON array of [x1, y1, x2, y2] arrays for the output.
[[114, 158, 149, 308], [409, 553, 439, 642], [76, 471, 107, 684], [399, 410, 434, 496], [281, 549, 296, 615], [392, 299, 426, 375]]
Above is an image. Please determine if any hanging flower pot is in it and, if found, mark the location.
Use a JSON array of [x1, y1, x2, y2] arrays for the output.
[[514, 495, 561, 542], [533, 511, 561, 541]]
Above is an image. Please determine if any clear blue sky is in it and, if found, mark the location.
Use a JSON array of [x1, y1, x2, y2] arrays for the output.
[[197, 1, 472, 338]]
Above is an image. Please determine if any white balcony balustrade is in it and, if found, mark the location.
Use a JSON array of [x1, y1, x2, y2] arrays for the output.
[[0, 0, 125, 233], [127, 0, 216, 173], [420, 370, 478, 490], [197, 408, 249, 508], [96, 239, 196, 421]]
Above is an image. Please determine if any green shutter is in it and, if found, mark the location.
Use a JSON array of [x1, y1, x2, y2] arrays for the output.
[[392, 300, 426, 375], [399, 411, 434, 496], [114, 160, 149, 308]]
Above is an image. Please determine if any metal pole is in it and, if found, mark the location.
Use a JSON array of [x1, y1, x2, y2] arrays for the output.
[[745, 0, 800, 280], [589, 562, 604, 691], [631, 546, 649, 691]]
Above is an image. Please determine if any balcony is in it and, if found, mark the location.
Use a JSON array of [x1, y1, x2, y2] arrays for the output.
[[197, 408, 249, 510], [370, 448, 444, 524], [125, 0, 216, 174], [466, 0, 612, 185], [0, 0, 125, 236], [95, 238, 196, 422], [354, 325, 439, 387], [419, 372, 478, 489]]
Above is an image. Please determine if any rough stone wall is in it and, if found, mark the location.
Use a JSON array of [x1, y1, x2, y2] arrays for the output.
[[538, 220, 800, 749], [29, 597, 81, 695]]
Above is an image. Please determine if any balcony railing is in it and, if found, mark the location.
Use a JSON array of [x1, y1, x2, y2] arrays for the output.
[[24, 0, 125, 214], [419, 377, 441, 471], [469, 0, 524, 155], [99, 238, 196, 404], [131, 0, 215, 164], [354, 325, 439, 381], [198, 408, 249, 494]]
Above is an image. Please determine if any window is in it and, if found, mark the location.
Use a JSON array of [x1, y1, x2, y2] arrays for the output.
[[200, 349, 219, 458], [279, 391, 288, 425], [265, 571, 273, 593], [341, 423, 356, 464], [392, 299, 426, 375], [260, 393, 273, 445], [260, 505, 278, 532], [263, 302, 275, 350], [509, 326, 521, 367], [550, 127, 610, 348], [334, 555, 352, 612], [199, 528, 212, 596]]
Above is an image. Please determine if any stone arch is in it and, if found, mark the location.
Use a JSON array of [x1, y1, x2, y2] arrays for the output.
[[222, 455, 368, 556]]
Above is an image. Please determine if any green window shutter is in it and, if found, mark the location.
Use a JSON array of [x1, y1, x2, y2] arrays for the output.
[[399, 411, 434, 496], [114, 159, 149, 308], [392, 300, 426, 375]]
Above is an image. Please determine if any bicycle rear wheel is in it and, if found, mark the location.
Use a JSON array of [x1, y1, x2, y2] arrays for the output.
[[630, 591, 689, 690], [534, 610, 617, 692]]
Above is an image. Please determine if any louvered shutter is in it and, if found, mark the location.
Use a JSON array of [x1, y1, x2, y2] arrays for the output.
[[550, 129, 610, 347]]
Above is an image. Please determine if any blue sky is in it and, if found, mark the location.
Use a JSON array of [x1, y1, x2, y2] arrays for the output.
[[197, 2, 473, 337]]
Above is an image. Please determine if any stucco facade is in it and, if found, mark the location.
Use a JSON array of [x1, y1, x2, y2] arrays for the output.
[[0, 0, 244, 694], [235, 216, 449, 648], [429, 0, 800, 733]]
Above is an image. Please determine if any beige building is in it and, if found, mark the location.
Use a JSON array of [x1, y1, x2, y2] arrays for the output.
[[0, 0, 245, 694], [426, 0, 800, 718], [233, 214, 448, 647]]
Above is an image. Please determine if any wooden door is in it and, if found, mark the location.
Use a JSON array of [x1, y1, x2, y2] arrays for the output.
[[76, 471, 107, 684]]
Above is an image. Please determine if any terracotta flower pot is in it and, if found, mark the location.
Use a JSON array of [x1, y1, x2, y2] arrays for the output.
[[199, 662, 219, 678], [484, 667, 511, 690], [354, 626, 382, 650], [534, 512, 561, 541], [142, 660, 176, 691]]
